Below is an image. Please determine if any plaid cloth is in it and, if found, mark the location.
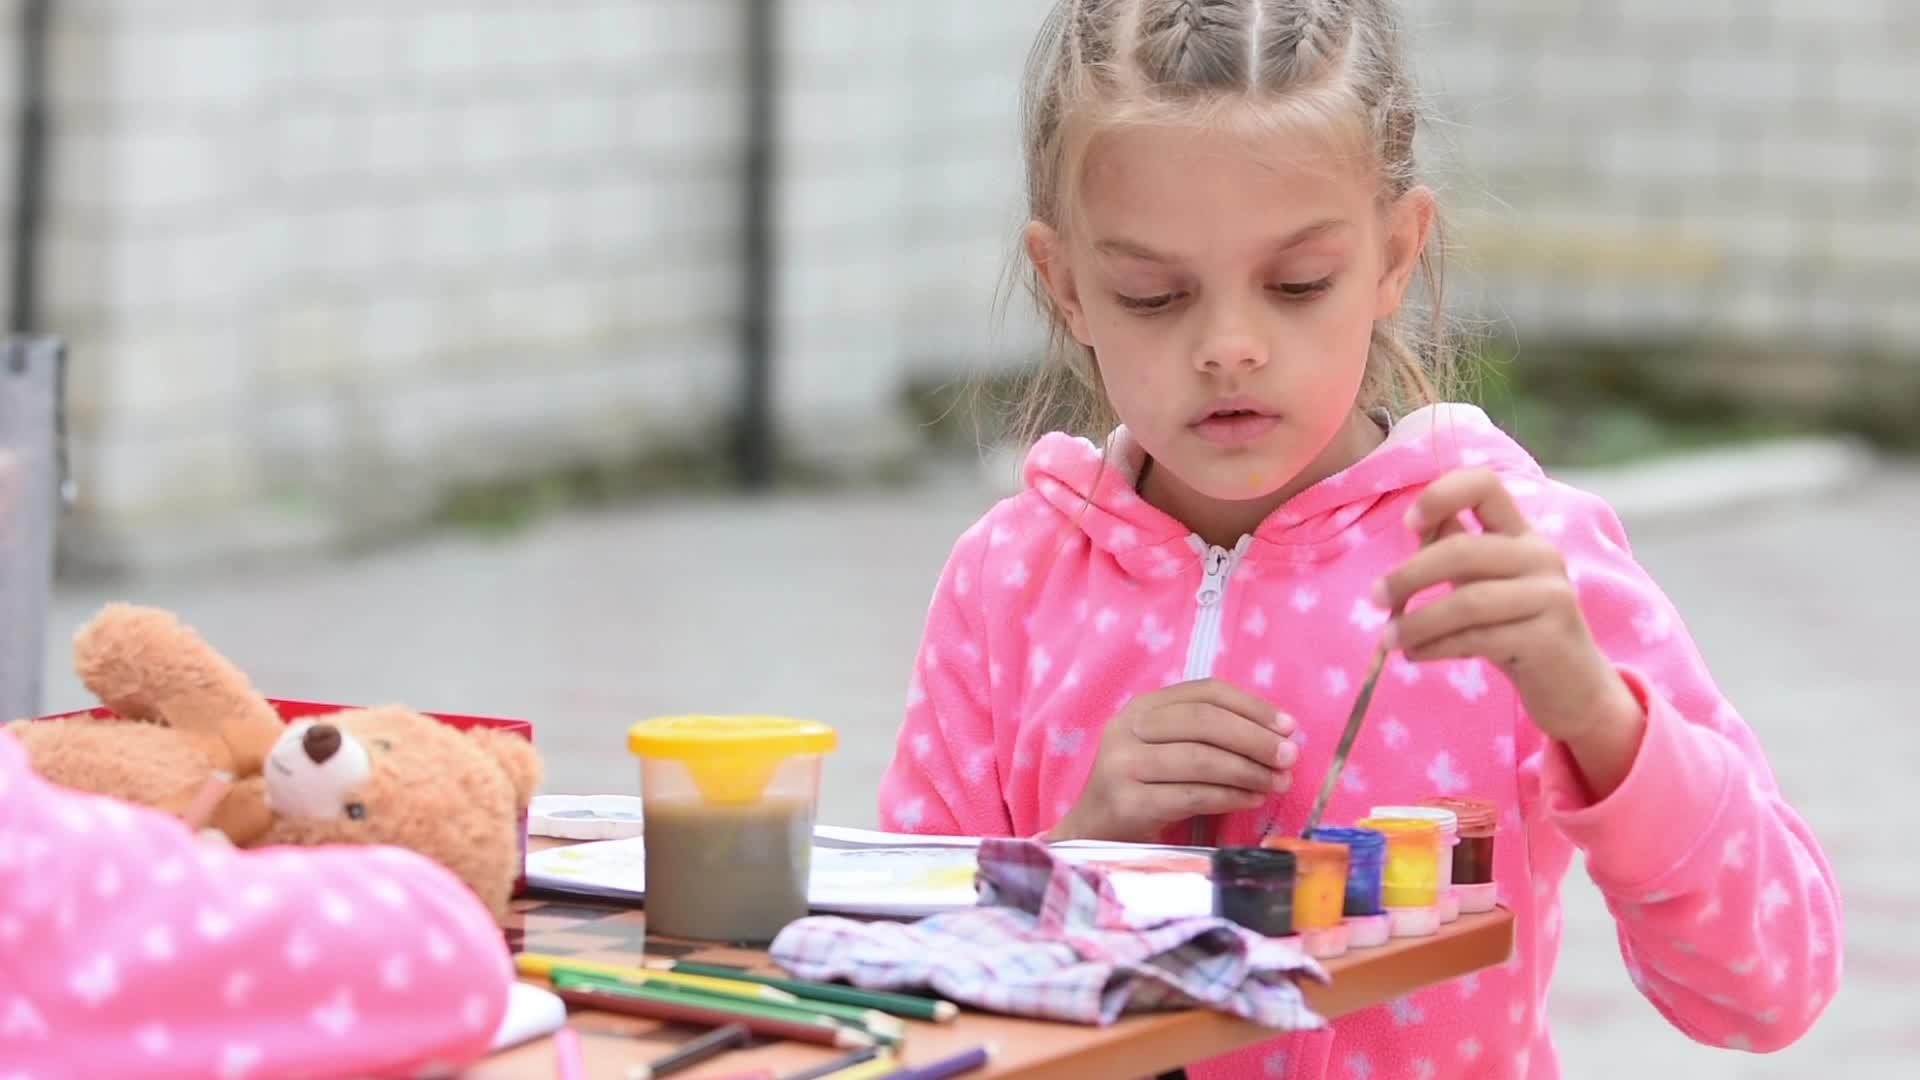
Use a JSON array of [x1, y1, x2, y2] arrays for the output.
[[768, 838, 1328, 1029]]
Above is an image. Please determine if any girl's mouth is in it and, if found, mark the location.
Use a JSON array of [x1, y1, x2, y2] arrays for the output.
[[1191, 405, 1281, 447]]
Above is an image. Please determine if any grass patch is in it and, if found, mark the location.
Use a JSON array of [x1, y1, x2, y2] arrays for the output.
[[1471, 341, 1817, 468]]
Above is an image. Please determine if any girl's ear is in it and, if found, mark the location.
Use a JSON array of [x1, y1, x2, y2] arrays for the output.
[[1025, 221, 1094, 346], [1374, 186, 1435, 321]]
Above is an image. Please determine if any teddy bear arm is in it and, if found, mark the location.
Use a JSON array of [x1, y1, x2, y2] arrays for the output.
[[71, 604, 286, 777], [210, 775, 275, 847]]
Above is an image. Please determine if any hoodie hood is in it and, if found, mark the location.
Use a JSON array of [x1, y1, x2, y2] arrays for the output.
[[1021, 403, 1546, 580]]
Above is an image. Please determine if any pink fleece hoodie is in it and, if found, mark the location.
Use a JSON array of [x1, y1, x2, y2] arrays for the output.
[[878, 404, 1842, 1080], [0, 729, 514, 1080]]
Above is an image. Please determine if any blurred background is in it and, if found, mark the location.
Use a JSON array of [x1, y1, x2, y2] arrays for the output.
[[3, 1, 1914, 1076]]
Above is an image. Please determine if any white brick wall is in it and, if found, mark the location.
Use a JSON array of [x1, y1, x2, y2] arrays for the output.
[[1408, 0, 1920, 364], [30, 1, 763, 572], [12, 0, 1917, 571]]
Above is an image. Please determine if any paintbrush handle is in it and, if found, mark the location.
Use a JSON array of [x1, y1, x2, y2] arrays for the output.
[[1299, 640, 1392, 836]]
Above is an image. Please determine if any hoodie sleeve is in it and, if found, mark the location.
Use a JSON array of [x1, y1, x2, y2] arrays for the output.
[[1519, 486, 1842, 1052], [876, 519, 1015, 838], [0, 729, 513, 1080]]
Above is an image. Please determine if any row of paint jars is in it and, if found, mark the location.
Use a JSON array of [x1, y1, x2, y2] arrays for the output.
[[1210, 795, 1500, 960]]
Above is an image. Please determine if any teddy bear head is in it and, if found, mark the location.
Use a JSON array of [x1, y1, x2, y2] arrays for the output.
[[255, 704, 541, 917]]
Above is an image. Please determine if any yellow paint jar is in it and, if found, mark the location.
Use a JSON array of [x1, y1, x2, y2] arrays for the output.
[[1355, 816, 1442, 908]]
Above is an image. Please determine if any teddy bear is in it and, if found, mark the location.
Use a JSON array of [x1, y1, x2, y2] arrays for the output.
[[7, 602, 542, 918]]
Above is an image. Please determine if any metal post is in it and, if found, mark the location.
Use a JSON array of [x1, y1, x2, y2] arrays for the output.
[[7, 0, 52, 334], [1, 335, 69, 720], [736, 0, 777, 488]]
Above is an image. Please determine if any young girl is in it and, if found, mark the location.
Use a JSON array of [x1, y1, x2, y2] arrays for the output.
[[877, 2, 1842, 1077], [0, 727, 515, 1079]]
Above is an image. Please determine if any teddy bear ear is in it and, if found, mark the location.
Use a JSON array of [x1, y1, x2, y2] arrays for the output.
[[467, 728, 543, 808]]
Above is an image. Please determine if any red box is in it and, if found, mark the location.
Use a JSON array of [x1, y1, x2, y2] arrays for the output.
[[33, 698, 535, 896]]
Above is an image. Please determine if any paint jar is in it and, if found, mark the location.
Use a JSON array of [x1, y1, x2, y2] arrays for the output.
[[1422, 796, 1499, 914], [1212, 846, 1296, 938], [1371, 805, 1461, 924], [1260, 838, 1351, 958], [1355, 816, 1443, 938], [627, 715, 838, 943], [1308, 825, 1391, 948]]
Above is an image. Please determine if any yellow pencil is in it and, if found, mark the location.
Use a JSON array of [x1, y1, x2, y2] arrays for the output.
[[515, 953, 799, 1005], [814, 1055, 900, 1080]]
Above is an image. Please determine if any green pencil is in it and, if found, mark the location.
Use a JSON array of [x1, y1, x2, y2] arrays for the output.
[[550, 972, 900, 1046], [648, 960, 959, 1024]]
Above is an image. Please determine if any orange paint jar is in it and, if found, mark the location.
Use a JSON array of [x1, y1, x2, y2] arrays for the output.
[[1260, 837, 1351, 958]]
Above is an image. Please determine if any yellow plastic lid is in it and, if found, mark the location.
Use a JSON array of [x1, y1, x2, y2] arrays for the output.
[[627, 715, 838, 804]]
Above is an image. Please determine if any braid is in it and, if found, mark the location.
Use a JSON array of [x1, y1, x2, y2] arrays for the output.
[[1132, 0, 1251, 89], [1286, 0, 1336, 70], [1255, 0, 1348, 87]]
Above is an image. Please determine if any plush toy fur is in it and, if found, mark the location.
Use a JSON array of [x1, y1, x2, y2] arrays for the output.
[[7, 603, 542, 917]]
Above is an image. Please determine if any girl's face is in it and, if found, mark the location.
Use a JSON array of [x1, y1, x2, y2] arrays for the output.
[[1027, 122, 1432, 517]]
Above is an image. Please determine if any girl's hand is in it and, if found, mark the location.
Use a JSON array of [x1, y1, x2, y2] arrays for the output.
[[1048, 679, 1297, 845], [1373, 469, 1641, 747]]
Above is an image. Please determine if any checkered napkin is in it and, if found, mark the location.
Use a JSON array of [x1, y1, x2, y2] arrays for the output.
[[768, 838, 1328, 1028]]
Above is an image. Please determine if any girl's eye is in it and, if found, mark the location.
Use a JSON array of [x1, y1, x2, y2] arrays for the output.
[[345, 803, 367, 821], [1274, 276, 1334, 297], [1115, 291, 1179, 312]]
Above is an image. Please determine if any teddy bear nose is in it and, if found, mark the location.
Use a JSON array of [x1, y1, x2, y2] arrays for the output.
[[302, 723, 343, 765]]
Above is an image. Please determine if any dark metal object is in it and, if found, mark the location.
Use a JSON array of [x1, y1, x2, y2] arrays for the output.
[[735, 0, 777, 488], [7, 0, 52, 334]]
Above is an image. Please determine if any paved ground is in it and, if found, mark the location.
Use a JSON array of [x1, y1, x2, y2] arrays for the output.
[[35, 462, 1916, 1078]]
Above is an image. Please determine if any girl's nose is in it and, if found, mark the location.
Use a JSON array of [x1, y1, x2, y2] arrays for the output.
[[1194, 335, 1268, 375], [1192, 302, 1269, 374]]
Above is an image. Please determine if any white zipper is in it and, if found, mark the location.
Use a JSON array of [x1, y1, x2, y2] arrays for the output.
[[1182, 534, 1251, 681], [1180, 534, 1252, 847]]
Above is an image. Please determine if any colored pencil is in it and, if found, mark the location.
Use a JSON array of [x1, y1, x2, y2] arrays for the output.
[[551, 1025, 588, 1080], [518, 952, 798, 1004], [554, 973, 903, 1046], [774, 1047, 883, 1080], [638, 981, 903, 1041], [649, 961, 959, 1023], [889, 1044, 993, 1080], [552, 984, 874, 1050], [623, 1022, 750, 1080], [815, 1057, 900, 1080]]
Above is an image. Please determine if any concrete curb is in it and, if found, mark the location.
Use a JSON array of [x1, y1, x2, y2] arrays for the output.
[[975, 435, 1879, 525], [1555, 436, 1877, 525]]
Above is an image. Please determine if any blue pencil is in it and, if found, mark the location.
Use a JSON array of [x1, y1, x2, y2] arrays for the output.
[[888, 1044, 994, 1080]]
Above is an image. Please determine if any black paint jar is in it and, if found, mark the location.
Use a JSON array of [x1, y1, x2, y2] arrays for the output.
[[1212, 846, 1296, 937]]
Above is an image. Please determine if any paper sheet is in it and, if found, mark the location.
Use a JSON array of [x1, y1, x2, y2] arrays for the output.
[[525, 826, 1216, 919]]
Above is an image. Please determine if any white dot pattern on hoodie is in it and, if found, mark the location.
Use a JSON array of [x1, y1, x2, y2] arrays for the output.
[[876, 405, 1842, 1079]]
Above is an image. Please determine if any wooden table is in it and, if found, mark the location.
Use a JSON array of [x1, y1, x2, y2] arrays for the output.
[[474, 843, 1514, 1080]]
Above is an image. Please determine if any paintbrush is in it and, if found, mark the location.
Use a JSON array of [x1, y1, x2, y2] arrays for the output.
[[1296, 525, 1438, 838]]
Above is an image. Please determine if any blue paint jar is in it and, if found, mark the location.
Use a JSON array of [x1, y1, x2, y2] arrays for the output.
[[1308, 826, 1387, 917]]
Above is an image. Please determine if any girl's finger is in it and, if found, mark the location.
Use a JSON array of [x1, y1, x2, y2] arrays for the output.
[[1374, 533, 1560, 612], [1143, 782, 1270, 823], [1135, 703, 1288, 773], [1131, 740, 1280, 793], [1158, 677, 1290, 732], [1401, 617, 1537, 666], [1389, 578, 1555, 654], [1408, 468, 1533, 538]]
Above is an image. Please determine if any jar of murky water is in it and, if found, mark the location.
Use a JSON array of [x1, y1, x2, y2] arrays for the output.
[[627, 715, 837, 943]]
